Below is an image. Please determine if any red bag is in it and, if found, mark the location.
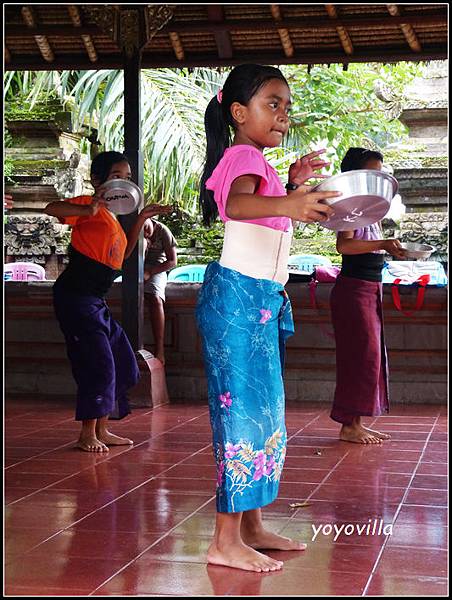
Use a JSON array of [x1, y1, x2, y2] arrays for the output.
[[391, 274, 430, 316]]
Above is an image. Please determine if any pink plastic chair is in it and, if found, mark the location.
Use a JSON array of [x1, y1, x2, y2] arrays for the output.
[[4, 261, 46, 281]]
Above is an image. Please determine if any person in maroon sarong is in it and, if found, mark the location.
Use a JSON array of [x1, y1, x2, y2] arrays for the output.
[[330, 148, 406, 444]]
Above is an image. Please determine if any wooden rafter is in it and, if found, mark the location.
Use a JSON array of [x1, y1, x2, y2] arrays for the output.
[[5, 46, 11, 63], [207, 5, 233, 59], [67, 5, 98, 63], [21, 5, 54, 62], [325, 4, 354, 56], [6, 11, 447, 38], [271, 5, 294, 58], [169, 31, 185, 61], [387, 4, 422, 53]]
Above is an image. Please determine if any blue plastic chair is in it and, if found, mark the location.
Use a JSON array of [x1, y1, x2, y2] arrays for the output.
[[287, 254, 332, 273], [167, 264, 207, 283]]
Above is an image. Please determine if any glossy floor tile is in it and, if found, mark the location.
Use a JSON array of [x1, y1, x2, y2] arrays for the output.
[[4, 398, 448, 596]]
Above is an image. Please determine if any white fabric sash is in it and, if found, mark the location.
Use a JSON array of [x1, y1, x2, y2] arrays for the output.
[[219, 221, 292, 286]]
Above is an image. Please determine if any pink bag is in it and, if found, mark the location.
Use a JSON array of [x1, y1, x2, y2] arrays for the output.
[[313, 265, 341, 283], [308, 266, 341, 338]]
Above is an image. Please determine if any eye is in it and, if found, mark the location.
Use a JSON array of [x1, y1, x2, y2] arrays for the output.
[[269, 102, 278, 109]]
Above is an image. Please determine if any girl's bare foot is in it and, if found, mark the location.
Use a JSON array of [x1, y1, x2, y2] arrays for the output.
[[207, 539, 283, 572], [242, 528, 307, 551], [76, 436, 109, 453], [97, 431, 133, 446], [155, 350, 165, 366], [339, 424, 382, 444]]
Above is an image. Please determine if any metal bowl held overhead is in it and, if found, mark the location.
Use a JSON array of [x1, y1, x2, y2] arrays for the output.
[[399, 242, 435, 260], [312, 170, 398, 231], [100, 179, 144, 215]]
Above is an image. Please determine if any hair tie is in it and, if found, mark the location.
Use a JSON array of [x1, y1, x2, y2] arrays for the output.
[[216, 89, 223, 104]]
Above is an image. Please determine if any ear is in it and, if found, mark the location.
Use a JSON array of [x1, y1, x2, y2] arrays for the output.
[[230, 101, 247, 125]]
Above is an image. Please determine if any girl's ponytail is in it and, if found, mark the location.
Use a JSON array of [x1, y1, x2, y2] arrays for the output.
[[199, 64, 288, 226], [199, 96, 230, 226]]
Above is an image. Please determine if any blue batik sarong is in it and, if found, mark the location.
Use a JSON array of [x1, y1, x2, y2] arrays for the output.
[[196, 261, 294, 513]]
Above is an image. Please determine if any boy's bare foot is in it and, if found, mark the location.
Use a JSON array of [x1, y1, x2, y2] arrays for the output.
[[339, 424, 382, 444], [242, 528, 307, 552], [207, 540, 283, 572], [76, 436, 109, 453], [362, 426, 391, 440], [97, 431, 133, 446]]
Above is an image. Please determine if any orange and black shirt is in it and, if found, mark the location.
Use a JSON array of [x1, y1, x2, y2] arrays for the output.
[[55, 196, 128, 297]]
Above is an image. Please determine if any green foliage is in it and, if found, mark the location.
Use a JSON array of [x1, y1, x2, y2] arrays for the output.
[[280, 62, 422, 177], [3, 61, 425, 216], [4, 156, 16, 184]]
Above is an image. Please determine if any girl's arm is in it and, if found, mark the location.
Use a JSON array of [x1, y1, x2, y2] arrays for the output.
[[225, 175, 340, 223], [336, 230, 405, 258], [123, 204, 172, 260], [43, 199, 100, 219]]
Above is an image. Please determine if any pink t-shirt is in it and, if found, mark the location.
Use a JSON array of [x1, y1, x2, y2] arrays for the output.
[[205, 145, 291, 232]]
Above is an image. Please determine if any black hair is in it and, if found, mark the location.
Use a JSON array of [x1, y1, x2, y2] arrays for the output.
[[90, 151, 129, 185], [199, 64, 289, 225], [340, 147, 384, 172]]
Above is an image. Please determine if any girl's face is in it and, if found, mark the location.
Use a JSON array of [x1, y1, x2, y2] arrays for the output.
[[105, 161, 132, 182], [92, 160, 132, 189], [231, 78, 291, 150], [363, 158, 383, 171]]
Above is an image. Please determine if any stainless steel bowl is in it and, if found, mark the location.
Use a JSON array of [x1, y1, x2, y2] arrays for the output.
[[399, 242, 435, 260], [100, 179, 143, 214], [312, 170, 398, 231]]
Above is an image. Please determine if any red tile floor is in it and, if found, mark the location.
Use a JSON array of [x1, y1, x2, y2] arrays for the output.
[[4, 398, 448, 596]]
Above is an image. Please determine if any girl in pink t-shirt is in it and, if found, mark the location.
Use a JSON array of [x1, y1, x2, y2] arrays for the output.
[[196, 64, 340, 573]]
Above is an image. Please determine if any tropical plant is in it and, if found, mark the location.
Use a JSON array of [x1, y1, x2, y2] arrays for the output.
[[4, 61, 425, 214]]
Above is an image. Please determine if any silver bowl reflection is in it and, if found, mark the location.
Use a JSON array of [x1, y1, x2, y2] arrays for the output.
[[313, 169, 398, 231], [100, 179, 143, 215], [399, 242, 435, 260]]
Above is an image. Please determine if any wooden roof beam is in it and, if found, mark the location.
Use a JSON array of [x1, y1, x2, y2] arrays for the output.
[[207, 5, 233, 59], [21, 5, 54, 63], [271, 5, 294, 58], [387, 4, 422, 53], [6, 47, 447, 72], [67, 5, 98, 63], [325, 4, 354, 55], [5, 46, 11, 63]]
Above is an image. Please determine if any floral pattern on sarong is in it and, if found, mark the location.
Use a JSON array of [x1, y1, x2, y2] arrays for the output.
[[197, 261, 294, 513]]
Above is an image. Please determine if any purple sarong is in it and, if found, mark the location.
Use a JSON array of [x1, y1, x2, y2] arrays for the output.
[[330, 274, 389, 425], [53, 286, 139, 421]]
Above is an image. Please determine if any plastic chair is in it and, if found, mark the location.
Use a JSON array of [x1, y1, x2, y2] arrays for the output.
[[4, 261, 46, 281], [287, 254, 332, 273], [167, 264, 207, 283]]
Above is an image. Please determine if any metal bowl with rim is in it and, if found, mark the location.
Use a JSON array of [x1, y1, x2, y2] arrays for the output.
[[312, 169, 398, 231], [399, 242, 435, 260], [99, 179, 144, 215]]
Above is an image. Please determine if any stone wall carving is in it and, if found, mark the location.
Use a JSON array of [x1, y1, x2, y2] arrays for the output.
[[396, 213, 448, 263], [42, 166, 86, 199], [4, 215, 69, 265]]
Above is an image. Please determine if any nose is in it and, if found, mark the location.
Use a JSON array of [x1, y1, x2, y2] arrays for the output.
[[277, 109, 289, 123]]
